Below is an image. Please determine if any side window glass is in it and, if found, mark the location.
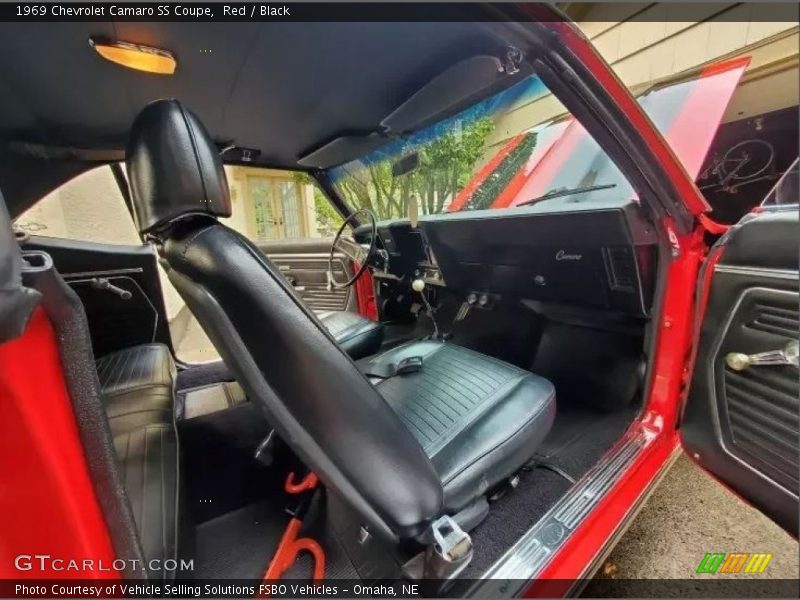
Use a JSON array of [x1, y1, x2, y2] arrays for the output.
[[221, 166, 339, 241], [14, 166, 139, 245], [170, 166, 345, 363]]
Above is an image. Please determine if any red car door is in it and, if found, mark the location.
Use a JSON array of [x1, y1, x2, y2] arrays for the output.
[[681, 167, 799, 536]]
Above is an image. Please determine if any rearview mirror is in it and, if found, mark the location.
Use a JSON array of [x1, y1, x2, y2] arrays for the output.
[[392, 152, 420, 178]]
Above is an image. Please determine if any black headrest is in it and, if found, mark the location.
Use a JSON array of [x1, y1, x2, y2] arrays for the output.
[[126, 99, 231, 234]]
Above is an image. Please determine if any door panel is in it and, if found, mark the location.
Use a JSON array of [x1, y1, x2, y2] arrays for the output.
[[256, 238, 356, 313], [683, 210, 799, 534], [22, 235, 172, 358]]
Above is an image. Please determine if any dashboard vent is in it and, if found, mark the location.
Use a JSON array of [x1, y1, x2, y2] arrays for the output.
[[604, 246, 636, 292]]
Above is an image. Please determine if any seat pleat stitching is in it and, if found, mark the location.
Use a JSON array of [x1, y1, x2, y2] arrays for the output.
[[433, 350, 503, 390], [395, 384, 450, 430], [447, 346, 516, 381], [392, 372, 469, 421], [396, 412, 434, 444], [380, 383, 438, 441], [424, 361, 487, 404], [160, 426, 167, 572], [442, 351, 510, 387], [136, 347, 149, 387], [397, 401, 439, 442], [423, 361, 487, 404], [141, 427, 149, 554], [429, 376, 525, 458], [122, 346, 140, 389], [100, 352, 124, 389], [112, 350, 132, 389]]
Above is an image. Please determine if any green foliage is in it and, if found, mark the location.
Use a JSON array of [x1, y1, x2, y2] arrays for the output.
[[313, 188, 343, 236], [335, 117, 496, 220], [292, 172, 343, 236]]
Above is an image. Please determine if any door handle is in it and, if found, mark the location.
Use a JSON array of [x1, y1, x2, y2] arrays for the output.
[[725, 340, 799, 371]]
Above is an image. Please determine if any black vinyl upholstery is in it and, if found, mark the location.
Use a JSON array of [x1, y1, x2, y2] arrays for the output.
[[362, 341, 556, 511], [318, 310, 383, 360], [95, 343, 180, 579], [97, 344, 176, 435], [125, 99, 555, 542]]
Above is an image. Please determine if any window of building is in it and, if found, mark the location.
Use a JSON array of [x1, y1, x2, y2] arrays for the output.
[[222, 167, 321, 242]]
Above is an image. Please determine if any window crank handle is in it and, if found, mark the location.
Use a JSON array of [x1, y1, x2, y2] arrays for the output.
[[90, 277, 132, 300], [725, 340, 799, 371]]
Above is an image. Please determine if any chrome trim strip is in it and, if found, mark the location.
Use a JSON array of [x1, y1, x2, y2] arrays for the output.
[[469, 424, 656, 596], [714, 265, 799, 281], [62, 267, 144, 279], [266, 252, 344, 260]]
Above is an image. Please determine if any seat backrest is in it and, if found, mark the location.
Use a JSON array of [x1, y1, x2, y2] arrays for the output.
[[126, 99, 443, 541]]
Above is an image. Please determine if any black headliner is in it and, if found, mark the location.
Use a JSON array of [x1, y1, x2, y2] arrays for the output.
[[0, 21, 525, 170]]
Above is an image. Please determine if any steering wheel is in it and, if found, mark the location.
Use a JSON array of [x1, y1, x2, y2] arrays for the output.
[[327, 208, 378, 289]]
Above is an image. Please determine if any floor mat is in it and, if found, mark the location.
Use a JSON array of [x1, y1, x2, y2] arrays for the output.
[[458, 468, 572, 582], [179, 402, 279, 523], [458, 403, 638, 581], [534, 404, 638, 480], [193, 499, 289, 579]]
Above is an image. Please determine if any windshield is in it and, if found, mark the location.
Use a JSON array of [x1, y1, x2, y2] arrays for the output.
[[328, 75, 629, 220], [328, 58, 747, 221]]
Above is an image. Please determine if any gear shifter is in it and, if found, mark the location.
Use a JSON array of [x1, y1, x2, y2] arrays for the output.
[[412, 279, 441, 339]]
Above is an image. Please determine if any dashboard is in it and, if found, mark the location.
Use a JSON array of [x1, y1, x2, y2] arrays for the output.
[[355, 200, 658, 317]]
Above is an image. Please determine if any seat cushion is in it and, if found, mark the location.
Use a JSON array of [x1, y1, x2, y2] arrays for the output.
[[96, 343, 177, 436], [113, 423, 179, 580], [363, 341, 556, 512], [318, 310, 384, 360], [95, 343, 181, 578]]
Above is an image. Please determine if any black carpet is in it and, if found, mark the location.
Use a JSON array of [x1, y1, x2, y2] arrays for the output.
[[533, 403, 639, 481], [193, 499, 290, 579], [457, 402, 637, 581], [179, 402, 279, 523], [459, 468, 571, 581]]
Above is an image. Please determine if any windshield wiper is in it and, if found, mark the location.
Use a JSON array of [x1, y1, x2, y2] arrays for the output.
[[517, 183, 617, 207]]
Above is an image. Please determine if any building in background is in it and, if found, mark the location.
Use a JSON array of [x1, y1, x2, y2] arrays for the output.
[[487, 3, 798, 222]]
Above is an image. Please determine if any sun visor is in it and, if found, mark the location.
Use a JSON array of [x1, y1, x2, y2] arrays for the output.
[[297, 133, 389, 169], [381, 55, 532, 134]]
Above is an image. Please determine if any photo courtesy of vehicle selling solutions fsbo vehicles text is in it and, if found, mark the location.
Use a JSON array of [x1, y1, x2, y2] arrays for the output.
[[0, 2, 798, 600]]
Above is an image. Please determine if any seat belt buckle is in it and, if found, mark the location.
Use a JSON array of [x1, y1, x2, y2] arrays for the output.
[[428, 515, 472, 568], [395, 355, 423, 375], [401, 515, 473, 592]]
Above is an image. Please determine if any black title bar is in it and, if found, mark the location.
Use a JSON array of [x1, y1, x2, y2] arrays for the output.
[[3, 2, 798, 23]]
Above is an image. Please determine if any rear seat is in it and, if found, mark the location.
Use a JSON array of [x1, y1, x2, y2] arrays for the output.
[[94, 343, 180, 581], [96, 344, 176, 435]]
